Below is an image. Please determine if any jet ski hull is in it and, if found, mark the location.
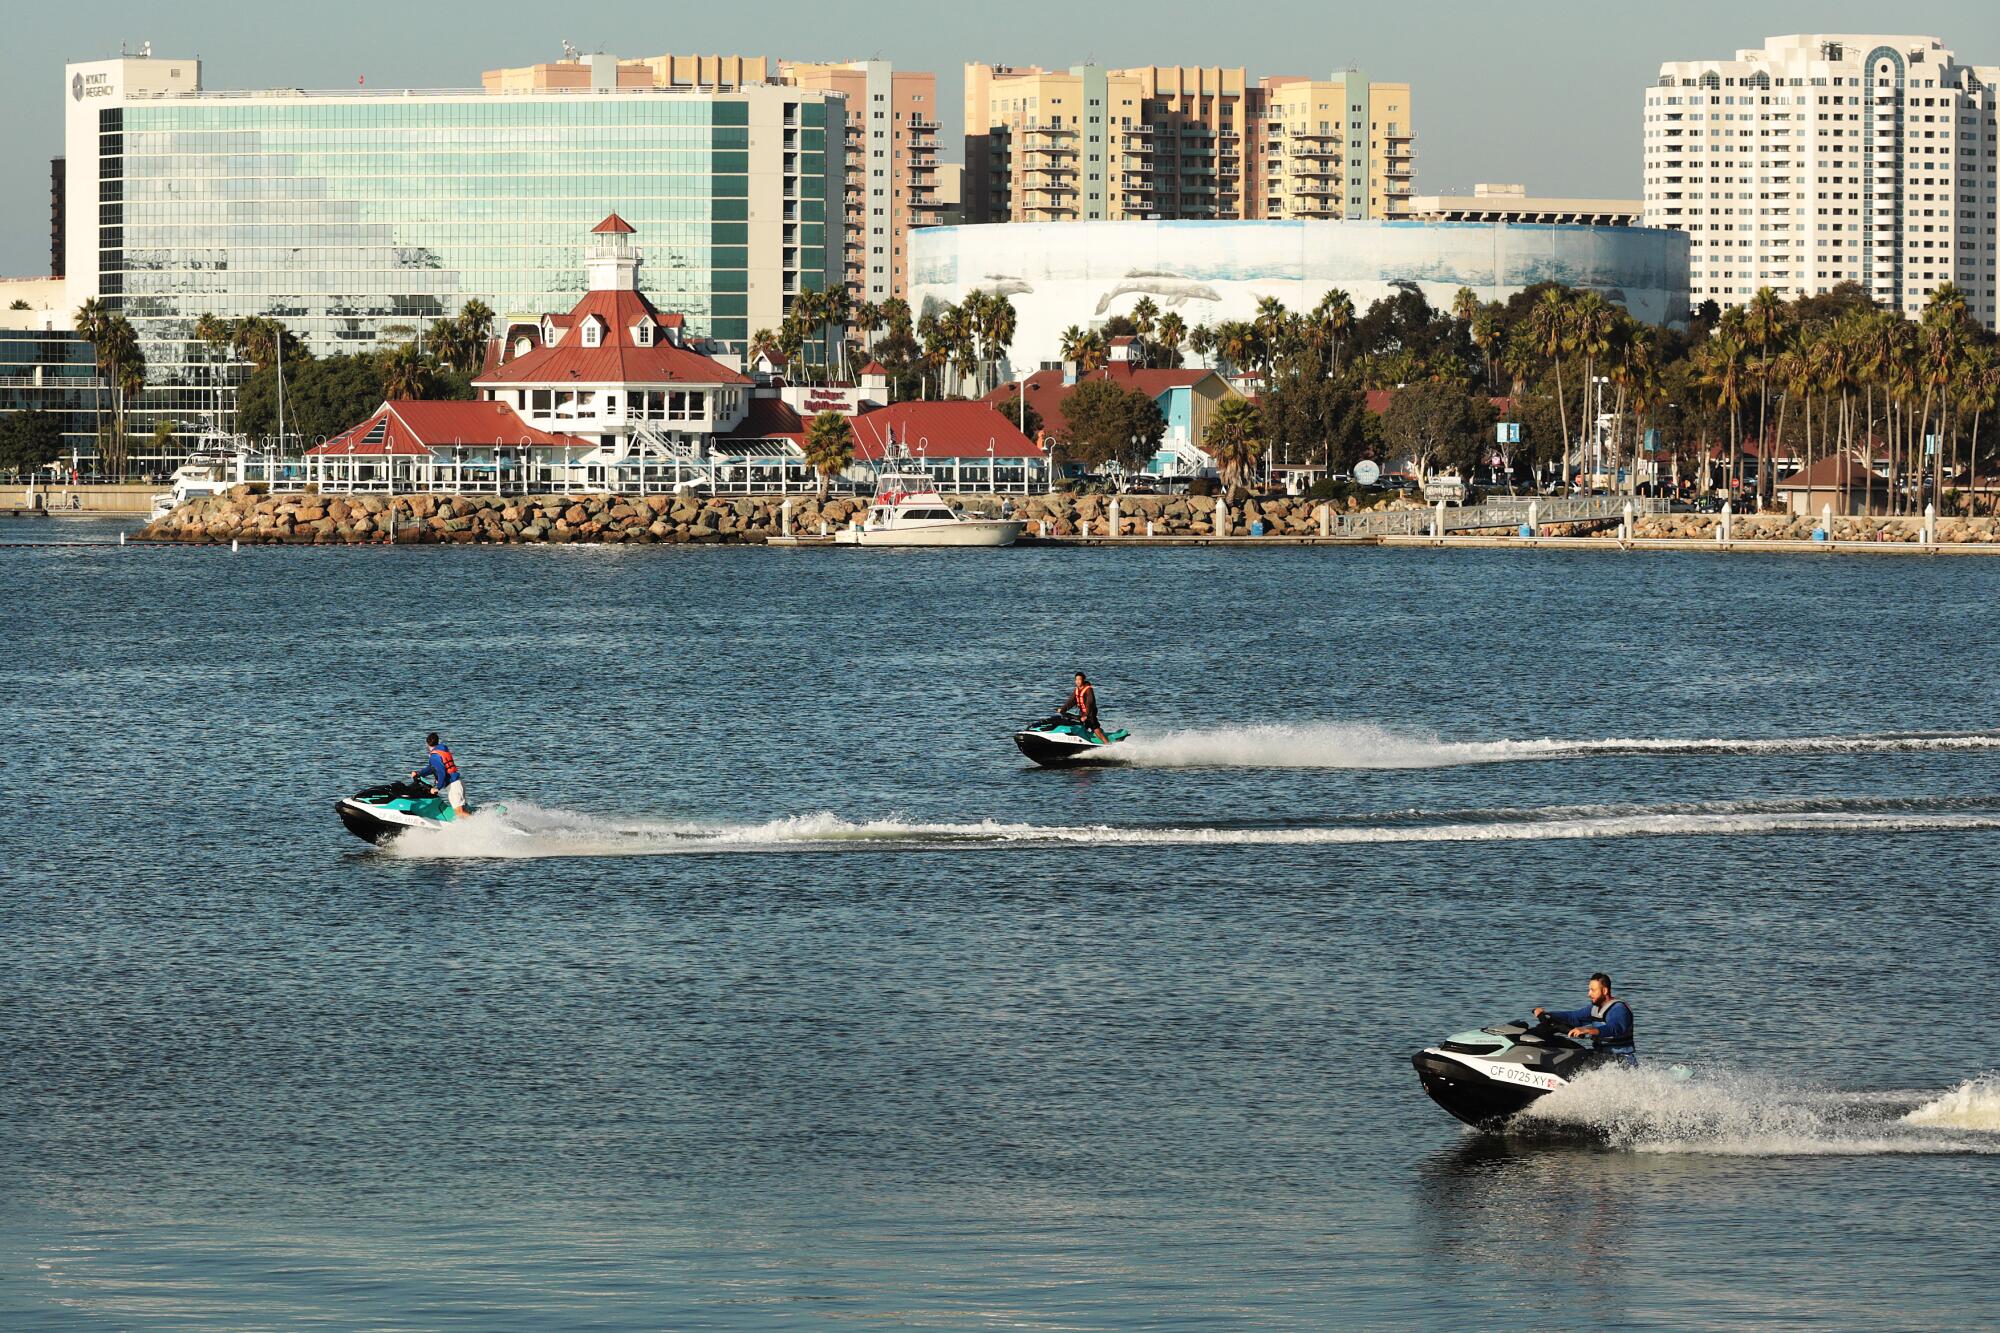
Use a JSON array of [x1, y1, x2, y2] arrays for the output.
[[1410, 1019, 1622, 1128], [335, 797, 447, 845], [1013, 725, 1131, 766], [1412, 1051, 1555, 1127]]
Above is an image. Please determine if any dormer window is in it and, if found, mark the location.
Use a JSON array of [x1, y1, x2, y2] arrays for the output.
[[513, 336, 533, 359], [581, 318, 602, 349], [634, 320, 654, 347], [542, 317, 557, 345]]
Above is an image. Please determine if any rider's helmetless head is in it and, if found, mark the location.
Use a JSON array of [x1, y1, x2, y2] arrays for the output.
[[1588, 973, 1612, 1003]]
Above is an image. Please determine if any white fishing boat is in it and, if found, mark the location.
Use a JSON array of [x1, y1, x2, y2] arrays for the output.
[[834, 459, 1025, 548], [150, 440, 241, 521]]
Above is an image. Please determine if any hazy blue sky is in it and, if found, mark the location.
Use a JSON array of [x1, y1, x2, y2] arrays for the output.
[[2, 0, 1990, 274]]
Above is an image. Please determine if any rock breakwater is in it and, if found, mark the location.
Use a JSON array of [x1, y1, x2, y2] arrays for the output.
[[136, 489, 1413, 545]]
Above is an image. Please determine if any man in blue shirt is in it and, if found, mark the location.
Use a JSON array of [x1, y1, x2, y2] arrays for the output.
[[1535, 972, 1636, 1067], [413, 732, 468, 819]]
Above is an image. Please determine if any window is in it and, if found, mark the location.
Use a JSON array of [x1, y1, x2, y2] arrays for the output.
[[580, 319, 601, 349]]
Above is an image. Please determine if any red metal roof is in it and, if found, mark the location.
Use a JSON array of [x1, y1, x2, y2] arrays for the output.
[[858, 360, 889, 377], [592, 213, 637, 234], [307, 400, 592, 456], [478, 289, 750, 388], [980, 364, 1223, 440], [850, 402, 1041, 461]]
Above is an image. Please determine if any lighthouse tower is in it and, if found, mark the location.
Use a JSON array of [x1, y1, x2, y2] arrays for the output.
[[584, 212, 640, 291]]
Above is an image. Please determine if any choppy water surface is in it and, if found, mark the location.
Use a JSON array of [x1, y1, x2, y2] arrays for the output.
[[2, 536, 1997, 1330]]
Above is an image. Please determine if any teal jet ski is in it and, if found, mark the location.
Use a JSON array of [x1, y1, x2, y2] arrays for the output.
[[1013, 709, 1131, 766], [336, 775, 461, 844]]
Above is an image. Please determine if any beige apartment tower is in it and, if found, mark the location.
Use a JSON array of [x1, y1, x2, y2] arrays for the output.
[[965, 63, 1412, 224], [780, 61, 943, 306]]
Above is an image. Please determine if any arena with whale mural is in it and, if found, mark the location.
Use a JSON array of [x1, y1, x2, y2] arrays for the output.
[[911, 219, 1691, 370]]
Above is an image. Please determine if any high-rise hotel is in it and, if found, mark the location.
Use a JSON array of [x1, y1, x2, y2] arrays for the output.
[[63, 50, 847, 437], [1643, 33, 1999, 327]]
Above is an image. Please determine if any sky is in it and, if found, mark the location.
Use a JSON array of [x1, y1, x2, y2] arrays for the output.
[[1, 0, 1992, 274]]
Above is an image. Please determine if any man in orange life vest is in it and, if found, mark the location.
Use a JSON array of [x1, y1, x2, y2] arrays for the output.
[[414, 732, 469, 818], [1065, 671, 1108, 744]]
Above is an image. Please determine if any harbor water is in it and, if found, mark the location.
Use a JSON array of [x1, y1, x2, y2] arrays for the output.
[[2, 527, 1996, 1329]]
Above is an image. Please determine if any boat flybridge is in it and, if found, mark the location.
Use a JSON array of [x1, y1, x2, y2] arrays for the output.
[[150, 434, 244, 520]]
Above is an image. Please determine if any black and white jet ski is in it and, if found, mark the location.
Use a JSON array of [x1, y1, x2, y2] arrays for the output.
[[1012, 709, 1132, 766], [1411, 1016, 1623, 1127]]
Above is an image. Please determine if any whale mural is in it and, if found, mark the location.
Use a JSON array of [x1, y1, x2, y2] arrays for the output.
[[911, 220, 1690, 370]]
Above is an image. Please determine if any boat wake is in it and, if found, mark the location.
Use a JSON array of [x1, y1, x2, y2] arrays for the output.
[[379, 794, 2000, 861], [1111, 722, 2000, 769], [1513, 1067, 2000, 1156]]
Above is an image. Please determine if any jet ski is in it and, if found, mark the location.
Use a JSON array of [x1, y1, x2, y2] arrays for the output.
[[1411, 1016, 1623, 1127], [335, 775, 461, 844], [1013, 709, 1132, 766]]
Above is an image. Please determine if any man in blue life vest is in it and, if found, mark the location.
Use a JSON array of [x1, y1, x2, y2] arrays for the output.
[[1534, 972, 1636, 1067], [414, 732, 468, 819]]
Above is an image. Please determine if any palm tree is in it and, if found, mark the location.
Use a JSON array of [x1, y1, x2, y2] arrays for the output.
[[802, 409, 854, 498], [1154, 312, 1187, 369], [1215, 320, 1258, 381], [1744, 286, 1786, 503], [1696, 321, 1748, 498], [1128, 297, 1159, 365], [75, 301, 144, 477], [380, 340, 434, 400], [748, 328, 782, 368], [1073, 330, 1110, 374], [1188, 323, 1215, 370], [1252, 296, 1289, 387], [1527, 288, 1574, 469], [1315, 289, 1355, 373], [74, 298, 113, 460], [1451, 286, 1478, 327], [1918, 284, 1969, 508], [815, 284, 853, 385], [1203, 397, 1264, 491], [1571, 291, 1616, 481], [1470, 302, 1502, 395], [854, 300, 883, 356], [1959, 344, 1999, 512], [1058, 324, 1090, 367], [974, 292, 1017, 394]]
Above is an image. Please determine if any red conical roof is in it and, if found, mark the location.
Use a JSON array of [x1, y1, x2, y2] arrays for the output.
[[592, 213, 637, 235]]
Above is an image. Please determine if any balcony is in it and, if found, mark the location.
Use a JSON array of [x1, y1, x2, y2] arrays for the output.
[[1023, 121, 1078, 136]]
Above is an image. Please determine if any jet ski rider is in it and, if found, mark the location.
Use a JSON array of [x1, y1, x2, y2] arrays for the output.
[[1065, 671, 1109, 744], [1534, 972, 1636, 1067], [414, 732, 469, 819]]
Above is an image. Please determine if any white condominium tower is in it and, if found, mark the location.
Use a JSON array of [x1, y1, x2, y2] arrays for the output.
[[1643, 34, 1999, 327]]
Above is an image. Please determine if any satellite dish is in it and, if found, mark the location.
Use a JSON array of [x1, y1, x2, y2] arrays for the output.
[[1354, 460, 1381, 486]]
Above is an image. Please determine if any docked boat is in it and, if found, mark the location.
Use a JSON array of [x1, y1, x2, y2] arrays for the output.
[[150, 447, 240, 520], [834, 463, 1025, 547]]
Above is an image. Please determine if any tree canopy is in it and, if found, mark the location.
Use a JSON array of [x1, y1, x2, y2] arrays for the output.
[[1060, 379, 1165, 471], [0, 411, 65, 477]]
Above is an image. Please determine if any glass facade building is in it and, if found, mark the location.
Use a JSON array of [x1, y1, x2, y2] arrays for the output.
[[64, 58, 844, 456], [0, 330, 108, 463]]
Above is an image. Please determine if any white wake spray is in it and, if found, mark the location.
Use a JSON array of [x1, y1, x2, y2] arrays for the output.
[[1111, 722, 2000, 770], [377, 796, 2000, 861], [1514, 1066, 2000, 1155]]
